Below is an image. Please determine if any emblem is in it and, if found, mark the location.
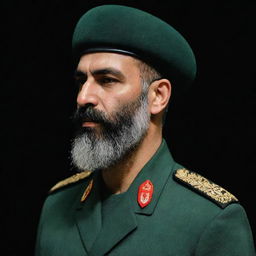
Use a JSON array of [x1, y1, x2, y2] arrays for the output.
[[137, 180, 154, 208], [81, 179, 93, 202]]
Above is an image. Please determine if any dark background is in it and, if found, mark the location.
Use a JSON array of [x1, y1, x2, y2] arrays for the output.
[[1, 0, 255, 255]]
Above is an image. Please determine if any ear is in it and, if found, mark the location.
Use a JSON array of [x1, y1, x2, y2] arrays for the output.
[[148, 79, 171, 115]]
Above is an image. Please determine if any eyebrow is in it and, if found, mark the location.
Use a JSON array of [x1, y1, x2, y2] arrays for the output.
[[74, 68, 125, 80]]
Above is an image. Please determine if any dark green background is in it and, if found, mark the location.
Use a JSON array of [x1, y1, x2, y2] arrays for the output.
[[1, 0, 255, 255]]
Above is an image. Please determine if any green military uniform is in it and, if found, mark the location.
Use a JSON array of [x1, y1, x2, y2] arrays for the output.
[[36, 5, 255, 255], [35, 140, 255, 255]]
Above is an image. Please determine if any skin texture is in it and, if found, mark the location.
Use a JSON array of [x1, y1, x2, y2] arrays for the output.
[[75, 52, 171, 194]]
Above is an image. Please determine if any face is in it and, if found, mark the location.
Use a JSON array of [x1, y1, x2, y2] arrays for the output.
[[71, 52, 151, 171], [75, 52, 143, 125]]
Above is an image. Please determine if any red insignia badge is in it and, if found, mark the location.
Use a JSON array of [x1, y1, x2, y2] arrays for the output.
[[137, 180, 154, 208]]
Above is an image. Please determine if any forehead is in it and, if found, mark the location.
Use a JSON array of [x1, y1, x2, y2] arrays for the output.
[[77, 52, 140, 75]]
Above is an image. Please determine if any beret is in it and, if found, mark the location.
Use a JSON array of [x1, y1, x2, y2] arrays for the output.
[[72, 5, 197, 92]]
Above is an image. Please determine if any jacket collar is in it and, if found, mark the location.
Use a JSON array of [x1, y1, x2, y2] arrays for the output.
[[127, 139, 176, 215], [74, 171, 102, 253], [74, 139, 176, 255]]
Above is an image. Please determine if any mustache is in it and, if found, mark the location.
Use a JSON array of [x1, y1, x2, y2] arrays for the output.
[[72, 105, 110, 125]]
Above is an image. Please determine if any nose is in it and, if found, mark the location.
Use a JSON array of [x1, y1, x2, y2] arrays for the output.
[[77, 81, 99, 108]]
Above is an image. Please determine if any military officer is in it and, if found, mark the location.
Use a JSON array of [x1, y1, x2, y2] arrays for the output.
[[35, 5, 256, 256]]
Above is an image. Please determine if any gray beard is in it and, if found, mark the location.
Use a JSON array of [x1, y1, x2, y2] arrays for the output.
[[71, 91, 150, 172]]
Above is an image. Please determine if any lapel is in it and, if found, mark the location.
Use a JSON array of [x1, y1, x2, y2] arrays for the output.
[[128, 139, 176, 215], [74, 171, 102, 254], [75, 171, 138, 256], [75, 140, 176, 255], [89, 191, 137, 256]]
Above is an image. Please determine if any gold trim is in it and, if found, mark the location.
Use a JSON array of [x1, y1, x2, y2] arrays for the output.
[[175, 169, 238, 204], [49, 171, 92, 193], [81, 179, 94, 202]]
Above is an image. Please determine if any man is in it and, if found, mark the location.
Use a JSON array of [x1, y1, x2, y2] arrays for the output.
[[35, 5, 255, 256]]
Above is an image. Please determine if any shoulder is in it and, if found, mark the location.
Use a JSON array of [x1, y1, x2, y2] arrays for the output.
[[173, 168, 239, 209], [49, 171, 92, 193]]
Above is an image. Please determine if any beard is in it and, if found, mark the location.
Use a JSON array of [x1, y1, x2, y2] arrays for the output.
[[70, 90, 150, 172]]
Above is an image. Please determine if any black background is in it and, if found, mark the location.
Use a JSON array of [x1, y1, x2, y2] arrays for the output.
[[1, 0, 255, 255]]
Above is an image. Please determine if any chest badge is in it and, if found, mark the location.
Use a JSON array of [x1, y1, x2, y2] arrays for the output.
[[81, 179, 93, 202], [138, 180, 154, 208]]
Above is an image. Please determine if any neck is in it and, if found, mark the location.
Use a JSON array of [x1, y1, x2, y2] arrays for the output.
[[101, 124, 162, 194]]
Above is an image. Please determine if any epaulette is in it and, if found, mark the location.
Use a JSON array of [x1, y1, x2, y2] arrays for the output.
[[174, 168, 238, 208], [49, 171, 92, 193]]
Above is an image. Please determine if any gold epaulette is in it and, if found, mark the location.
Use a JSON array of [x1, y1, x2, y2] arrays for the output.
[[49, 171, 92, 193], [174, 168, 238, 208]]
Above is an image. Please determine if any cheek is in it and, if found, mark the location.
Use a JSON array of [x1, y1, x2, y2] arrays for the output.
[[101, 81, 142, 113], [116, 83, 142, 102], [112, 91, 138, 112]]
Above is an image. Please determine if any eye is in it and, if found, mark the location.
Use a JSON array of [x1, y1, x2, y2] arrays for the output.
[[99, 76, 119, 85]]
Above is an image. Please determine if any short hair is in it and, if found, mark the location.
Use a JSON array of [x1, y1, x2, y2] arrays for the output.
[[136, 59, 169, 125], [136, 59, 162, 91]]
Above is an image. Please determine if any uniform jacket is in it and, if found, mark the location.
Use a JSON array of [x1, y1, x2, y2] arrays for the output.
[[35, 140, 256, 256]]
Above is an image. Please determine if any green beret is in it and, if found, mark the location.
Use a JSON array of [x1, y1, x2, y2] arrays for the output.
[[72, 5, 197, 91]]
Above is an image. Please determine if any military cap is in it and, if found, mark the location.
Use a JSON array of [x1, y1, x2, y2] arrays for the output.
[[72, 5, 197, 91]]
